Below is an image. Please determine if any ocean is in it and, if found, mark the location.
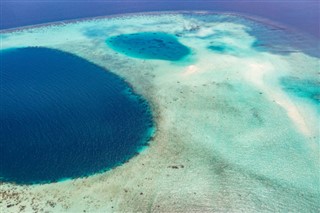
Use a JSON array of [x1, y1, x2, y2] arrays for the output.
[[1, 1, 319, 38]]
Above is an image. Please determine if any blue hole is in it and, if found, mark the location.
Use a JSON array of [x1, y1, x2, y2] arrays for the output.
[[0, 47, 154, 184]]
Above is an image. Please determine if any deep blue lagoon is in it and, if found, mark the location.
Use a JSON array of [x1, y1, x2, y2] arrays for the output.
[[0, 47, 154, 184], [106, 32, 190, 61]]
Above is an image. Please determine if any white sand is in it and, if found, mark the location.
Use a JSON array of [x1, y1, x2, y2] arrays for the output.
[[1, 12, 319, 212]]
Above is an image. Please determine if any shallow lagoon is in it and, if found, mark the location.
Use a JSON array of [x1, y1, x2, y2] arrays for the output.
[[280, 76, 320, 105], [106, 32, 190, 61]]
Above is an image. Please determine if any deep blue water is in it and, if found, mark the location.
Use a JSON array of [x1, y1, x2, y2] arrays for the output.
[[1, 1, 319, 38], [249, 25, 320, 58], [106, 32, 190, 61], [0, 47, 154, 184], [280, 77, 320, 106]]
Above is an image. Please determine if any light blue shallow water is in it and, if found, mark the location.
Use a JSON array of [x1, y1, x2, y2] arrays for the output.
[[0, 47, 154, 184]]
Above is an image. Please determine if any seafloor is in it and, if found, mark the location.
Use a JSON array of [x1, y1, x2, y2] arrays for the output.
[[1, 11, 319, 212]]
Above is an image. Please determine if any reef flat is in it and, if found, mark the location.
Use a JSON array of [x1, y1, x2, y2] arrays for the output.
[[1, 12, 319, 212]]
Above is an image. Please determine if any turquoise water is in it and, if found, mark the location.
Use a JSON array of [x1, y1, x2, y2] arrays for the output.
[[280, 77, 320, 106], [207, 43, 235, 54], [0, 47, 154, 184], [106, 32, 190, 61]]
